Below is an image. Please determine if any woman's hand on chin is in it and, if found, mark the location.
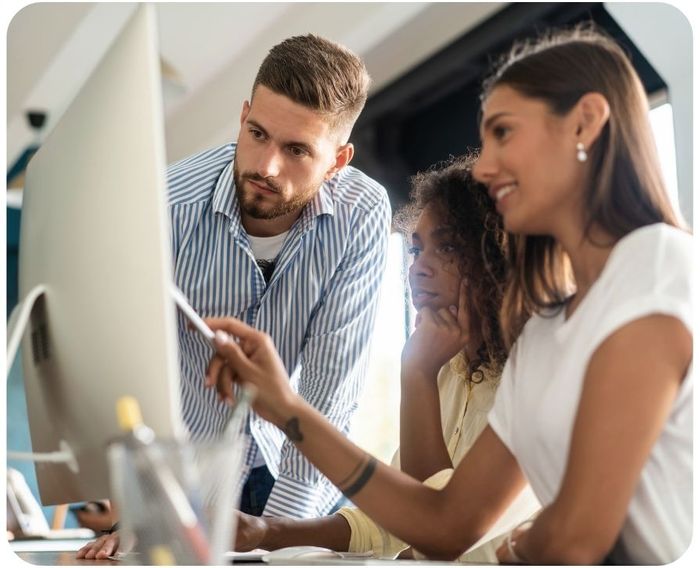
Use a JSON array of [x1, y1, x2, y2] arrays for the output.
[[402, 280, 471, 378]]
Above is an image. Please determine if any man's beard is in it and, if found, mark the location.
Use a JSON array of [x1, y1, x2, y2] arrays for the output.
[[233, 157, 320, 220]]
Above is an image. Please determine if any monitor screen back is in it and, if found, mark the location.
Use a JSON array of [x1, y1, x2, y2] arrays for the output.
[[19, 5, 185, 505]]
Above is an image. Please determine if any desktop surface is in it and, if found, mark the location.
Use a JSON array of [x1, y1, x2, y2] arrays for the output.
[[11, 552, 490, 566], [12, 551, 120, 566], [8, 539, 491, 566]]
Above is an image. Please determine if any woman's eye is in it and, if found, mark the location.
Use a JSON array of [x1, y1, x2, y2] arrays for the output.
[[438, 244, 455, 255], [407, 246, 421, 258], [493, 124, 511, 141]]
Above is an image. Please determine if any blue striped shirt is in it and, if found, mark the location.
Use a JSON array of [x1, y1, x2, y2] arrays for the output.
[[167, 143, 391, 517]]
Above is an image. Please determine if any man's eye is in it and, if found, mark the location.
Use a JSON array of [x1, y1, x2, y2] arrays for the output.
[[288, 146, 308, 157], [250, 128, 265, 140]]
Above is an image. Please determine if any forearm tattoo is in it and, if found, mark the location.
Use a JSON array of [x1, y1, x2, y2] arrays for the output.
[[282, 417, 304, 442], [340, 455, 378, 499], [280, 417, 377, 498]]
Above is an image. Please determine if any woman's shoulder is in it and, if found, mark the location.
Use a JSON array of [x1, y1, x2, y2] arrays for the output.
[[592, 223, 693, 334], [612, 223, 692, 264], [599, 223, 692, 288]]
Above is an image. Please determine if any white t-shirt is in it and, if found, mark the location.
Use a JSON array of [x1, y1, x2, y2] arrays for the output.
[[489, 223, 693, 564], [248, 231, 289, 263]]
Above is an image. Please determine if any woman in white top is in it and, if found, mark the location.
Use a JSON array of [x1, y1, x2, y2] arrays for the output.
[[233, 158, 539, 561], [205, 27, 692, 564]]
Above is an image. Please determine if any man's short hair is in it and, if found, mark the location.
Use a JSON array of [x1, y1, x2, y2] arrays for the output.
[[253, 34, 371, 138]]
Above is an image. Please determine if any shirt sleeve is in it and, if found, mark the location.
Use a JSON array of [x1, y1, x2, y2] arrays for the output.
[[587, 225, 693, 356], [263, 192, 392, 517]]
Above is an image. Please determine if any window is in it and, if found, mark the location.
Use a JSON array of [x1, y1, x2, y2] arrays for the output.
[[350, 233, 408, 462], [648, 101, 681, 218]]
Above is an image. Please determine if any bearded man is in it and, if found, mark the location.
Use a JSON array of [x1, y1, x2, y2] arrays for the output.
[[167, 34, 390, 519]]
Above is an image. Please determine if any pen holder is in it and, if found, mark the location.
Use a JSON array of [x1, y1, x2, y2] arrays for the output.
[[107, 435, 248, 565]]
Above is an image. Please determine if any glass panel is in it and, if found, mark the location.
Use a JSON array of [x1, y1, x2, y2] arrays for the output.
[[350, 233, 406, 462], [649, 103, 681, 217]]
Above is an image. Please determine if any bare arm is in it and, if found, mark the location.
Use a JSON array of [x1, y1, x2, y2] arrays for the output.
[[235, 512, 351, 551], [400, 281, 470, 480], [502, 315, 692, 564], [205, 316, 526, 560], [276, 398, 526, 559], [399, 364, 449, 480]]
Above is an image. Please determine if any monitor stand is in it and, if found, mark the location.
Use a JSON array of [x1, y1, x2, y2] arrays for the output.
[[6, 284, 79, 473], [7, 283, 47, 368]]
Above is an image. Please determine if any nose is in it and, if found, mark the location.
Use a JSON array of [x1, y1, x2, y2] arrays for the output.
[[408, 254, 434, 282], [256, 145, 282, 179], [473, 146, 496, 185]]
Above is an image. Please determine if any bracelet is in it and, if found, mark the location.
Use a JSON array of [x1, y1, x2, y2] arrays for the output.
[[506, 519, 534, 564], [341, 456, 377, 499], [102, 521, 120, 535]]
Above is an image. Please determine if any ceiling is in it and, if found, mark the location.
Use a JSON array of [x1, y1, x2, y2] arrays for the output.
[[6, 2, 503, 169]]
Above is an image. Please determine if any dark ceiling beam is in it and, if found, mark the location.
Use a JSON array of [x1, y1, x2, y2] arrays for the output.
[[356, 3, 601, 128]]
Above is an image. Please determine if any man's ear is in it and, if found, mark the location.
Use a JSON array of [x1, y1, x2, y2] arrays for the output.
[[574, 92, 610, 147], [324, 143, 354, 180], [240, 100, 251, 127]]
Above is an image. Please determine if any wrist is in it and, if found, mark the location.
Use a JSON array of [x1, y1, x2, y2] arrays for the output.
[[272, 393, 305, 429], [506, 520, 534, 564], [102, 521, 120, 535], [274, 395, 311, 444], [400, 365, 441, 385], [258, 516, 282, 550]]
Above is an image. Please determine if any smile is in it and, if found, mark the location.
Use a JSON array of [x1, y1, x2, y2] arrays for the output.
[[495, 184, 517, 202]]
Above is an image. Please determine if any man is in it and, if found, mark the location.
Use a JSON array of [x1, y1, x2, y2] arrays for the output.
[[167, 34, 390, 519]]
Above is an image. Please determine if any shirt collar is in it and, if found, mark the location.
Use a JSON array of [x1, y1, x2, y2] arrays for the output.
[[211, 158, 242, 234], [210, 145, 336, 236], [302, 177, 336, 219]]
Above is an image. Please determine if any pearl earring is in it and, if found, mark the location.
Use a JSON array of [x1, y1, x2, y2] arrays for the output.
[[576, 142, 588, 163]]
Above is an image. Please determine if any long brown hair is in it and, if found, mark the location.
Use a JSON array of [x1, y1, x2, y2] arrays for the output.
[[394, 155, 510, 378], [482, 25, 684, 347]]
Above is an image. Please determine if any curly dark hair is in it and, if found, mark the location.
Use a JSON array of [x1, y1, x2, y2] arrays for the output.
[[394, 154, 510, 379]]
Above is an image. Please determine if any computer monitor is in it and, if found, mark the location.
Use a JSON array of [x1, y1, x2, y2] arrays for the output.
[[15, 4, 186, 506]]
